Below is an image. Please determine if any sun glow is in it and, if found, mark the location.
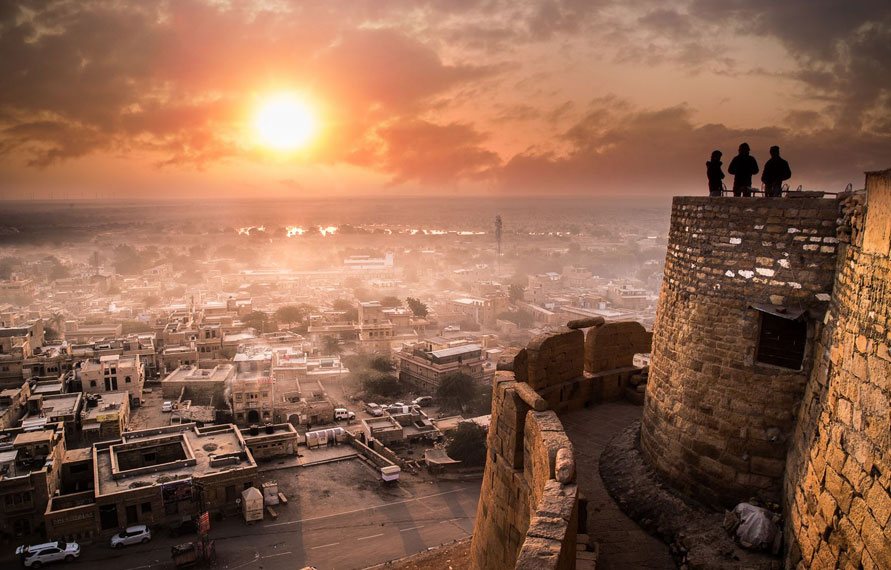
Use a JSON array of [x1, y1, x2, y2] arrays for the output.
[[253, 94, 317, 151]]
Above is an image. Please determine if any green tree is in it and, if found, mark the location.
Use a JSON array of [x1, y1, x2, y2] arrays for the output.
[[0, 257, 22, 280], [508, 283, 526, 303], [368, 355, 394, 373], [275, 304, 312, 327], [496, 310, 534, 328], [332, 299, 358, 322], [436, 372, 477, 413], [446, 422, 488, 467], [45, 256, 70, 280], [322, 335, 342, 354], [379, 296, 402, 308], [242, 311, 270, 334], [405, 297, 429, 318], [362, 373, 403, 399]]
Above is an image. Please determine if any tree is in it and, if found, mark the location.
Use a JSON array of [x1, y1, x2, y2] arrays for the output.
[[497, 310, 534, 328], [242, 311, 270, 334], [368, 355, 394, 373], [332, 299, 358, 322], [406, 297, 429, 318], [379, 296, 402, 308], [44, 256, 69, 280], [0, 257, 22, 280], [436, 372, 477, 413], [362, 373, 403, 399], [142, 295, 161, 308], [275, 304, 312, 327], [446, 422, 488, 467], [322, 335, 342, 354], [468, 384, 494, 416], [508, 283, 526, 303]]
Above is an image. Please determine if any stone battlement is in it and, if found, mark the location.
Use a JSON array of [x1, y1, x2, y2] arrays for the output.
[[471, 319, 651, 569]]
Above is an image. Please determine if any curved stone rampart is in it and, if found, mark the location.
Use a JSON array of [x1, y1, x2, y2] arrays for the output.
[[471, 322, 653, 569], [784, 172, 891, 568], [470, 362, 580, 569], [641, 196, 840, 507]]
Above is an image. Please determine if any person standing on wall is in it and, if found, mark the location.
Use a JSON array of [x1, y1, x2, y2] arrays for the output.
[[706, 150, 725, 196], [728, 143, 759, 197], [761, 145, 792, 197]]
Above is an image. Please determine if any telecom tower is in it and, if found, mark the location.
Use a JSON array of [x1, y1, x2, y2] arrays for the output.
[[494, 215, 503, 268]]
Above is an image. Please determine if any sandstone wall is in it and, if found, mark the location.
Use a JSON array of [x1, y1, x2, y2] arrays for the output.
[[470, 329, 583, 570], [784, 171, 891, 568], [641, 197, 840, 507], [471, 321, 651, 569]]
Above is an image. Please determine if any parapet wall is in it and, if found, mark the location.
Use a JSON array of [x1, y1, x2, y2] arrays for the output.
[[784, 171, 891, 568], [641, 197, 840, 507], [471, 321, 651, 569]]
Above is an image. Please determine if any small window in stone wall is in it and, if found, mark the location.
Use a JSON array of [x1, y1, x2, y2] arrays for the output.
[[756, 313, 808, 369]]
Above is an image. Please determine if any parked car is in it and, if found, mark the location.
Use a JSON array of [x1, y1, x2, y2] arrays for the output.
[[169, 519, 198, 537], [412, 396, 433, 407], [364, 403, 384, 417], [334, 408, 356, 421], [110, 525, 152, 548], [386, 404, 415, 415], [16, 541, 80, 567], [161, 401, 174, 413]]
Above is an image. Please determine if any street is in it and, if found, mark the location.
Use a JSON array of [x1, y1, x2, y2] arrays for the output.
[[13, 478, 480, 570]]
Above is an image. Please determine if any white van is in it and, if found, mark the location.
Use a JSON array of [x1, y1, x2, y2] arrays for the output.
[[334, 408, 355, 421]]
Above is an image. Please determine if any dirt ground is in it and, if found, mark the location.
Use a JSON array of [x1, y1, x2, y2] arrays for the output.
[[372, 538, 471, 570]]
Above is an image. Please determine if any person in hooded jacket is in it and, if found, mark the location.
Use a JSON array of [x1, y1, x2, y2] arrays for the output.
[[706, 150, 725, 196], [728, 143, 759, 197]]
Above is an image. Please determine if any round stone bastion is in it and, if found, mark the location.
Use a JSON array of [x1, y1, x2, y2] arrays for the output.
[[640, 196, 840, 507]]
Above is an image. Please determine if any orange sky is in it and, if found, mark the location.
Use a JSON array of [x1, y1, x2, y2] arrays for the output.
[[0, 1, 889, 198]]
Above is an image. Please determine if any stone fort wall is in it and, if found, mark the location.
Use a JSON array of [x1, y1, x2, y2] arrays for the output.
[[641, 196, 840, 507], [784, 170, 891, 568], [470, 320, 650, 569]]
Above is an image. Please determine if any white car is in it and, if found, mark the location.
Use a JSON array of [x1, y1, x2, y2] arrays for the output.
[[412, 396, 433, 407], [16, 541, 80, 567], [110, 525, 152, 548], [334, 408, 356, 421], [364, 403, 384, 417], [161, 401, 173, 413]]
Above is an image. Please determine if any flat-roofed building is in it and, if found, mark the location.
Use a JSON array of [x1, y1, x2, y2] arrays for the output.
[[45, 423, 258, 541], [161, 364, 234, 403], [0, 424, 66, 537], [81, 392, 130, 442], [77, 354, 144, 406], [22, 392, 82, 440], [241, 423, 298, 461], [395, 340, 487, 393], [358, 301, 395, 353]]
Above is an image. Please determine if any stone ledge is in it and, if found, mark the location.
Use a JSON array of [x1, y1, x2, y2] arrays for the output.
[[600, 421, 781, 570]]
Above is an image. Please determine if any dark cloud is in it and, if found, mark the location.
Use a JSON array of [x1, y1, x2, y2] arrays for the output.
[[498, 99, 891, 194], [689, 0, 891, 130], [0, 0, 888, 193]]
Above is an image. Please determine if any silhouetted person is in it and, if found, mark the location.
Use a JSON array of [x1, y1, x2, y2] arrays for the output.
[[728, 143, 759, 197], [706, 150, 725, 196], [761, 145, 791, 197]]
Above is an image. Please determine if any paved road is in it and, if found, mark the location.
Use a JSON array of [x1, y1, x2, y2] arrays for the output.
[[32, 481, 479, 570]]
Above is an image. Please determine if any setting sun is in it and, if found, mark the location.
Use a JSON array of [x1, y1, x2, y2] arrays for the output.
[[253, 94, 317, 151]]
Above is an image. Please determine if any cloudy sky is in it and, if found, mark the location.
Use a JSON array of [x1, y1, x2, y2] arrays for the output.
[[0, 0, 889, 199]]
